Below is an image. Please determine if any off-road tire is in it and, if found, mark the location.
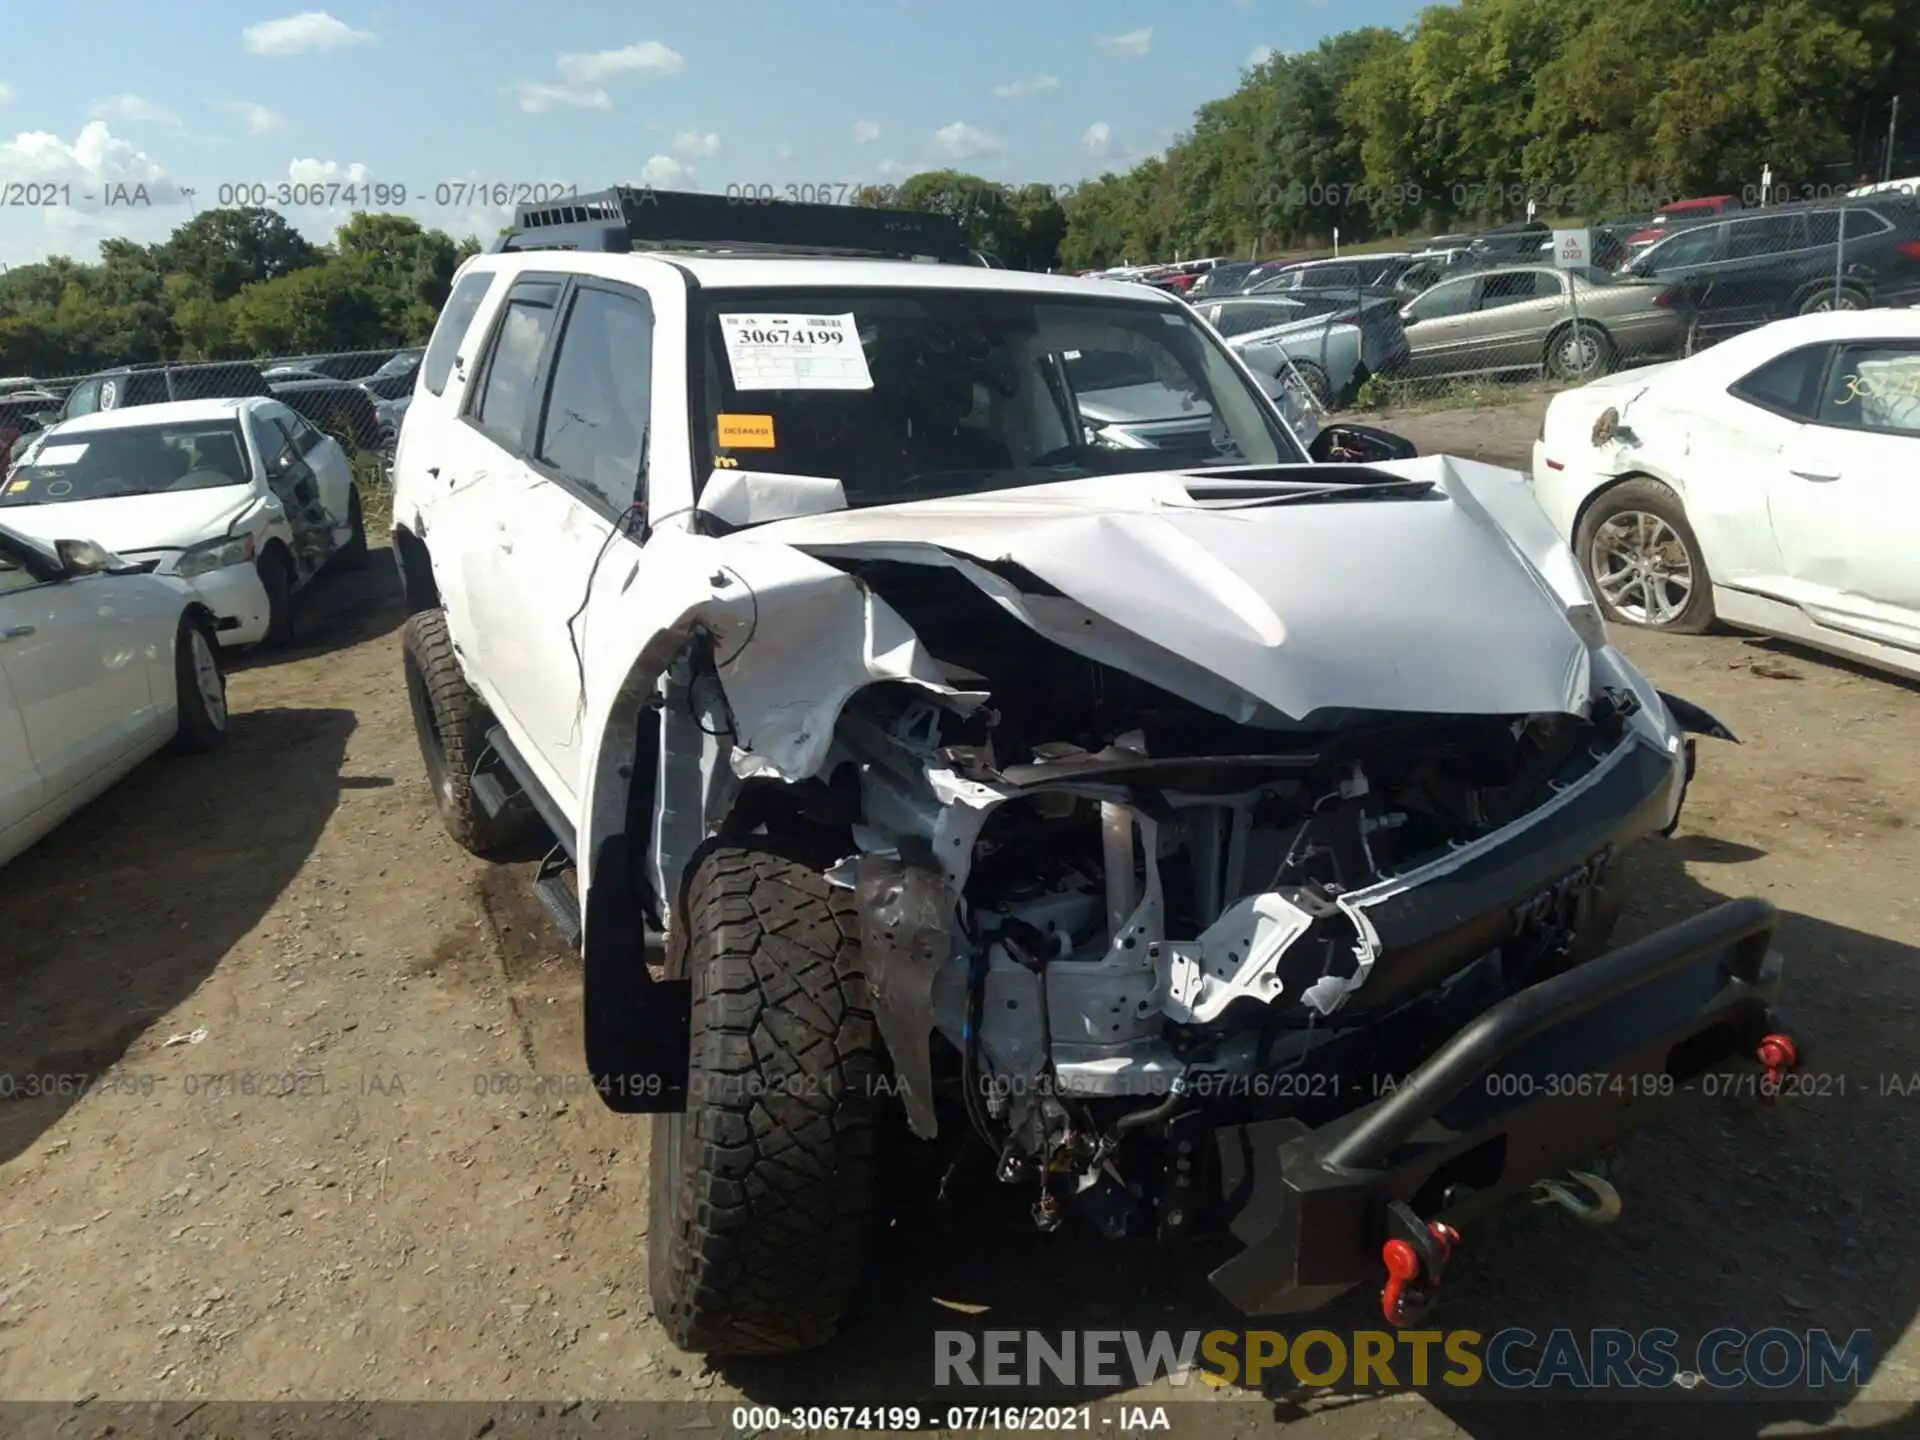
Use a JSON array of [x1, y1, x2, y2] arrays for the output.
[[648, 841, 884, 1355], [169, 614, 229, 754], [336, 487, 370, 571], [258, 544, 296, 646], [1575, 477, 1718, 634], [402, 608, 529, 854]]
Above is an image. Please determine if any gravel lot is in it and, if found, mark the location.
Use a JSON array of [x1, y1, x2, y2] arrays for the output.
[[2, 393, 1917, 1435]]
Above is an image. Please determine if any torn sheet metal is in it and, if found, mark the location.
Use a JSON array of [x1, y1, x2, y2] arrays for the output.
[[853, 850, 949, 1139], [742, 459, 1596, 724]]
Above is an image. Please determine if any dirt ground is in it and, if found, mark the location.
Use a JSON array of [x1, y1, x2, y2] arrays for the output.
[[3, 395, 1919, 1436]]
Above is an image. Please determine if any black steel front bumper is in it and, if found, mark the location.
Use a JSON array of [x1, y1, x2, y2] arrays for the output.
[[1207, 896, 1785, 1316]]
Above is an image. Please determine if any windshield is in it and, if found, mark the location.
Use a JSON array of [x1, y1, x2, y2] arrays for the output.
[[694, 287, 1306, 509], [0, 420, 252, 508]]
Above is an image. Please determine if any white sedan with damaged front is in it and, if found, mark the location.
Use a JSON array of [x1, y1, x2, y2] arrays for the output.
[[1531, 310, 1920, 676], [1, 397, 370, 647]]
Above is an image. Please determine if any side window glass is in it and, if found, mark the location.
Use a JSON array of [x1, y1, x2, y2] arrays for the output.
[[1407, 279, 1472, 321], [65, 380, 101, 417], [423, 272, 498, 397], [1728, 345, 1827, 420], [470, 293, 560, 452], [1816, 345, 1920, 435], [1477, 274, 1534, 311], [535, 286, 654, 506]]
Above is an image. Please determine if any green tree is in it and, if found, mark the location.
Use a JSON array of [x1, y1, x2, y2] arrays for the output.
[[154, 208, 321, 302]]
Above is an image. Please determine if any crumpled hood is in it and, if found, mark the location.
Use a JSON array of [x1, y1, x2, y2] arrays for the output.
[[0, 487, 257, 557], [740, 459, 1594, 723]]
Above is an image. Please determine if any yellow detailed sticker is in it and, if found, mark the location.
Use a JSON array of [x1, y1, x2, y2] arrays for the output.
[[717, 413, 776, 448], [6, 480, 28, 493]]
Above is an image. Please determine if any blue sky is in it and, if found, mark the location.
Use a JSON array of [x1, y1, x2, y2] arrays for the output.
[[0, 0, 1425, 267]]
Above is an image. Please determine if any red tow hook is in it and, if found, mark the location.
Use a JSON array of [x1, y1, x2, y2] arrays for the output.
[[1756, 1033, 1799, 1104], [1379, 1216, 1462, 1326]]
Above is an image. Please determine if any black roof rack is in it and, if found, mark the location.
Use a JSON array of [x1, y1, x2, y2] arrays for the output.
[[490, 186, 984, 264]]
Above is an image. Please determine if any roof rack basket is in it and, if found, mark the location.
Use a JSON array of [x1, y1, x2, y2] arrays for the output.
[[489, 186, 983, 264]]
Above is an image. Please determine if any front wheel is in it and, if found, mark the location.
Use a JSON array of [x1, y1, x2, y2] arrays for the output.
[[1574, 477, 1717, 634], [335, 486, 370, 571], [1287, 359, 1333, 408], [169, 615, 229, 754], [648, 840, 885, 1355]]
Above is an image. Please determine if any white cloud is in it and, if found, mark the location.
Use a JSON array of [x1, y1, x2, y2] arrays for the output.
[[929, 121, 1001, 161], [774, 141, 795, 161], [287, 156, 371, 187], [639, 154, 693, 189], [877, 159, 911, 179], [1082, 122, 1114, 157], [555, 41, 684, 84], [0, 83, 15, 105], [516, 40, 683, 115], [852, 119, 881, 145], [1247, 45, 1274, 67], [232, 101, 286, 135], [671, 130, 719, 159], [991, 75, 1059, 99], [90, 94, 181, 128], [242, 12, 375, 56], [1094, 28, 1153, 57], [513, 81, 611, 114], [0, 121, 186, 214]]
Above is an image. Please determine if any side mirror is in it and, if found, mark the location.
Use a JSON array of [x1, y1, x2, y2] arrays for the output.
[[54, 538, 117, 577], [1310, 424, 1420, 464]]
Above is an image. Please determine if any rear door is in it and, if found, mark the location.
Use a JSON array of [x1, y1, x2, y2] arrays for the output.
[[1467, 269, 1565, 369], [1766, 340, 1920, 651], [452, 275, 567, 735]]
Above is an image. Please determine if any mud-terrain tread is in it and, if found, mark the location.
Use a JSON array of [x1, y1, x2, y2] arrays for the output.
[[402, 608, 527, 854], [650, 841, 883, 1355]]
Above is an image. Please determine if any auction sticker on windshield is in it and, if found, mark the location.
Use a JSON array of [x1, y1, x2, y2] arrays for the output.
[[719, 313, 873, 390], [30, 443, 87, 467]]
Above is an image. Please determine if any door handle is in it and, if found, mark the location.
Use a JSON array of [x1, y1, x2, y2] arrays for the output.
[[0, 625, 35, 641]]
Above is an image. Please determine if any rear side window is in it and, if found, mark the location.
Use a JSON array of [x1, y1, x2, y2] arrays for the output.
[[469, 286, 560, 451], [1807, 208, 1892, 245], [1816, 343, 1920, 435], [423, 271, 498, 397], [1729, 344, 1828, 420]]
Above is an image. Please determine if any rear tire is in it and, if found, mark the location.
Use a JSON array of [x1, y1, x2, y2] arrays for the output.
[[1797, 285, 1867, 314], [1546, 323, 1615, 381], [402, 608, 529, 854], [169, 615, 229, 754], [648, 841, 884, 1355], [1289, 359, 1333, 408]]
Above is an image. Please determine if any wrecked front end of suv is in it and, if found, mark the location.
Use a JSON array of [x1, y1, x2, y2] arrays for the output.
[[609, 457, 1790, 1334]]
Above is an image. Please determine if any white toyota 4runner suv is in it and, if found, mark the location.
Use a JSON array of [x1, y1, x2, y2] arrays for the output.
[[390, 188, 1787, 1357]]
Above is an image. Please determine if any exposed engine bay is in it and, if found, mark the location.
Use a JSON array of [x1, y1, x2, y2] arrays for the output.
[[793, 559, 1677, 1238]]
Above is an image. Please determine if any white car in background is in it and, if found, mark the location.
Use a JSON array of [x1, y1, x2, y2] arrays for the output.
[[0, 522, 228, 867], [1531, 310, 1920, 677], [1, 397, 369, 647]]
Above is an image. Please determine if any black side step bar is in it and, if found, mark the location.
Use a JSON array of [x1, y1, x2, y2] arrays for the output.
[[480, 724, 576, 860], [534, 852, 583, 951]]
